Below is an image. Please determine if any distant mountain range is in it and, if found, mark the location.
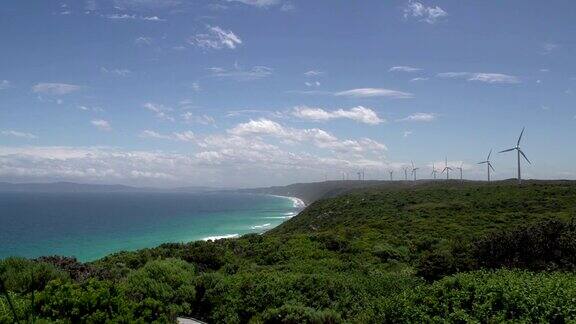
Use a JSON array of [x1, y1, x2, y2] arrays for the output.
[[0, 182, 224, 193]]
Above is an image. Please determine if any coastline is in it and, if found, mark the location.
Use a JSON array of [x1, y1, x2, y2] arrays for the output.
[[201, 194, 305, 242]]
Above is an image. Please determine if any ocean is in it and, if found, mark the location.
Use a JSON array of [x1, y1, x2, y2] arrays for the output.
[[0, 192, 303, 262]]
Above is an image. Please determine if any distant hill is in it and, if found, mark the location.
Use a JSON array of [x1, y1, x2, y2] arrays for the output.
[[0, 182, 221, 193], [241, 179, 575, 205]]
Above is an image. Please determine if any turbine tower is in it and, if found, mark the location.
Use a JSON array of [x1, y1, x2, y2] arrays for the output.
[[411, 161, 419, 182], [388, 170, 393, 181], [431, 163, 438, 180], [478, 149, 495, 182], [499, 127, 531, 184], [456, 162, 464, 181], [441, 157, 453, 180], [403, 167, 409, 181]]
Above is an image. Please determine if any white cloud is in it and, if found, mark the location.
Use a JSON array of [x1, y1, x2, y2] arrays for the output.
[[226, 0, 280, 7], [304, 70, 323, 77], [143, 102, 174, 121], [292, 106, 384, 125], [404, 0, 447, 24], [304, 81, 321, 87], [228, 118, 387, 153], [1, 130, 38, 139], [410, 77, 429, 82], [91, 119, 112, 131], [335, 88, 413, 99], [397, 112, 436, 122], [100, 67, 132, 76], [0, 80, 11, 90], [403, 131, 413, 138], [32, 83, 82, 95], [190, 25, 242, 50], [207, 65, 273, 81], [389, 66, 421, 73], [78, 105, 104, 113], [134, 36, 152, 46], [437, 72, 520, 84]]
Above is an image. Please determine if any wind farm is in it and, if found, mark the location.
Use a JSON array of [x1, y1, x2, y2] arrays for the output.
[[330, 127, 532, 184]]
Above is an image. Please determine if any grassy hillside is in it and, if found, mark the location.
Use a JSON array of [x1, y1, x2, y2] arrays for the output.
[[2, 181, 576, 323]]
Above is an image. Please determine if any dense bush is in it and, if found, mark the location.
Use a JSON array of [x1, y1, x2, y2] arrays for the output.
[[120, 258, 197, 322], [472, 219, 576, 271], [259, 304, 342, 324]]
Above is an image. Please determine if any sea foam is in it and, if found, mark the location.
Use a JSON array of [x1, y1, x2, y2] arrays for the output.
[[251, 223, 272, 230]]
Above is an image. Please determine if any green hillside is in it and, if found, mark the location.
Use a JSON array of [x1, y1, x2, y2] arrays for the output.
[[2, 181, 576, 323]]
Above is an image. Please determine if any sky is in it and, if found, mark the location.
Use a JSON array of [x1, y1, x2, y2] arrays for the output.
[[0, 0, 575, 188]]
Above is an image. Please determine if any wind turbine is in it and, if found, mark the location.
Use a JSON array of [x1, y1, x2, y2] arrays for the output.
[[456, 162, 464, 181], [411, 161, 419, 182], [388, 170, 393, 181], [499, 127, 531, 184], [441, 157, 453, 180], [478, 149, 495, 182], [403, 167, 409, 181], [431, 163, 438, 180], [357, 171, 362, 181]]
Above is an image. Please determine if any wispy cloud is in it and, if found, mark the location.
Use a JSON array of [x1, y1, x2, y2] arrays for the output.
[[437, 72, 520, 84], [541, 43, 559, 55], [389, 65, 421, 73], [91, 119, 112, 131], [1, 130, 38, 139], [0, 80, 11, 90], [304, 70, 323, 77], [397, 112, 436, 122], [190, 25, 242, 50], [403, 130, 413, 137], [292, 106, 384, 125], [103, 13, 165, 21], [100, 67, 132, 76], [143, 102, 174, 121], [134, 36, 152, 46], [207, 65, 273, 81], [182, 112, 216, 125], [78, 105, 104, 113], [404, 0, 447, 24], [139, 130, 195, 142], [410, 77, 429, 82], [32, 83, 82, 95], [304, 81, 321, 87], [226, 0, 281, 8], [335, 88, 413, 99]]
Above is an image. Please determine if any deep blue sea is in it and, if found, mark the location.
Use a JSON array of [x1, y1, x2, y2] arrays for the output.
[[0, 192, 302, 262]]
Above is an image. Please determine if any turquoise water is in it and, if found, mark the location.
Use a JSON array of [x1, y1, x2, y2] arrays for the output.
[[0, 192, 301, 262]]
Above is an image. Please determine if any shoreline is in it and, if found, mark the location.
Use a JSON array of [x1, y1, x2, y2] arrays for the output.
[[202, 194, 306, 242]]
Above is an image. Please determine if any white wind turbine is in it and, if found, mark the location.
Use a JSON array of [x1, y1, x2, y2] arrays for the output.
[[431, 163, 438, 180], [441, 157, 453, 180], [456, 162, 464, 181], [403, 167, 409, 181], [499, 127, 531, 184], [411, 161, 419, 182], [478, 149, 495, 182], [388, 170, 394, 181]]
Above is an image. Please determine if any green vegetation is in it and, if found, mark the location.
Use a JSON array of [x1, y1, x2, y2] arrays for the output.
[[2, 181, 576, 323]]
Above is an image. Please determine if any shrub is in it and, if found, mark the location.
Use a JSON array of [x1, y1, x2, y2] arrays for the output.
[[259, 304, 342, 324]]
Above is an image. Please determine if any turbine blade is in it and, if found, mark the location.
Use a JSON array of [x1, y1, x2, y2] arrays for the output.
[[487, 149, 492, 160], [517, 127, 525, 146], [519, 149, 531, 164], [499, 148, 516, 153], [478, 161, 487, 164], [489, 163, 495, 172]]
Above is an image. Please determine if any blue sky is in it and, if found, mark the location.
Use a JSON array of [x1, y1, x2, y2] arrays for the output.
[[0, 0, 574, 187]]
